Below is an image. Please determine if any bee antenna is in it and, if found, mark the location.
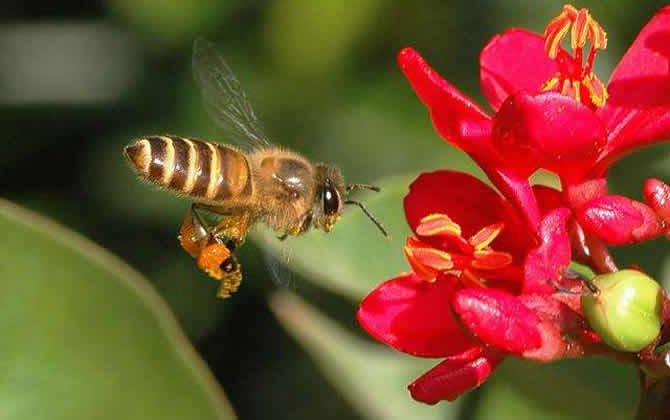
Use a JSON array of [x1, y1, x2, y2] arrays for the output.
[[344, 199, 390, 239], [346, 183, 381, 193]]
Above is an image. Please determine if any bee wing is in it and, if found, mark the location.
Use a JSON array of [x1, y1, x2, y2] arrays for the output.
[[263, 243, 296, 290], [192, 38, 271, 150]]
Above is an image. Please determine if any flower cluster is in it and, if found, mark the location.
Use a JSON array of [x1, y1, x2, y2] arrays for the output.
[[357, 5, 670, 404]]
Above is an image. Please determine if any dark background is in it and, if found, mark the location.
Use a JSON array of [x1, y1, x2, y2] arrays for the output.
[[1, 1, 669, 419]]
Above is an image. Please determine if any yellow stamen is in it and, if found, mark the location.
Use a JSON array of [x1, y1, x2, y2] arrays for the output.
[[541, 76, 560, 92], [469, 223, 504, 250], [462, 269, 487, 288], [413, 247, 454, 271], [582, 73, 608, 107], [572, 79, 581, 103], [546, 20, 571, 59], [541, 4, 609, 108], [571, 8, 590, 49], [472, 250, 513, 270], [417, 213, 462, 237]]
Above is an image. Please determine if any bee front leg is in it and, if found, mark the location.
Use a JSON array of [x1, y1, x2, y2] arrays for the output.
[[278, 212, 313, 241]]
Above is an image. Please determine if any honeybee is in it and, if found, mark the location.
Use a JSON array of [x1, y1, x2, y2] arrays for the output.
[[124, 39, 388, 298]]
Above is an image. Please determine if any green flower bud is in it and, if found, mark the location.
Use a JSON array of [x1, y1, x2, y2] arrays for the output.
[[581, 269, 662, 353]]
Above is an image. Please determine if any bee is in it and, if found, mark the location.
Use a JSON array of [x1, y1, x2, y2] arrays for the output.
[[124, 39, 388, 298]]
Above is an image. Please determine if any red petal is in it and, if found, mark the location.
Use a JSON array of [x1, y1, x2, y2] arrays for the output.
[[519, 294, 589, 361], [564, 178, 608, 210], [594, 6, 670, 175], [357, 273, 478, 357], [408, 351, 502, 404], [533, 185, 565, 215], [398, 47, 492, 155], [400, 48, 543, 231], [577, 195, 665, 245], [520, 294, 586, 332], [452, 288, 542, 354], [523, 208, 572, 294], [644, 178, 670, 223], [404, 170, 532, 258], [480, 29, 568, 111], [492, 91, 607, 182]]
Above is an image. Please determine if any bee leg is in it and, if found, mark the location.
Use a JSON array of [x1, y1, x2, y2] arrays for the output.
[[196, 241, 243, 299], [197, 213, 254, 299], [191, 203, 234, 244], [178, 204, 213, 257], [210, 212, 253, 246], [278, 212, 313, 241], [216, 254, 242, 299], [180, 204, 244, 299], [297, 212, 313, 235]]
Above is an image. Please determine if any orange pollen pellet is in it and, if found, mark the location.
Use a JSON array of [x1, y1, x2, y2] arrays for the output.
[[197, 243, 231, 280]]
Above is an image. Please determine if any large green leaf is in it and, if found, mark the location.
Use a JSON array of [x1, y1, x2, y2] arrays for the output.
[[269, 290, 462, 420], [475, 358, 637, 420], [0, 199, 235, 420], [270, 291, 637, 420]]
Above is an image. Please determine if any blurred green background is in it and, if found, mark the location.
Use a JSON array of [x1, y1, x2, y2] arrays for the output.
[[1, 0, 669, 419]]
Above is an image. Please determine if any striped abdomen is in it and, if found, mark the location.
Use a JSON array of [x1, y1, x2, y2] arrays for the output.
[[124, 136, 252, 202]]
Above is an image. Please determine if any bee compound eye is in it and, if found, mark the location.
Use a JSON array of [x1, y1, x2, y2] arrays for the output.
[[322, 186, 340, 216]]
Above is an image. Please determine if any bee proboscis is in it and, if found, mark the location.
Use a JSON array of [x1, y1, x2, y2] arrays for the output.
[[124, 39, 388, 298]]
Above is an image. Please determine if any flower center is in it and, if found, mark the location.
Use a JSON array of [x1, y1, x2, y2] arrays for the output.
[[404, 213, 513, 287], [541, 4, 608, 109]]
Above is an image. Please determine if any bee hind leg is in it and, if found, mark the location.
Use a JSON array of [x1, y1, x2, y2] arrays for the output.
[[209, 211, 254, 247], [216, 255, 243, 298], [196, 242, 243, 299], [181, 203, 248, 247], [179, 203, 245, 299], [178, 204, 213, 257]]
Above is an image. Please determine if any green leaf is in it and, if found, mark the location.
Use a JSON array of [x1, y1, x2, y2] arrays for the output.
[[269, 291, 462, 420], [0, 199, 235, 420], [475, 358, 637, 420], [254, 174, 415, 300]]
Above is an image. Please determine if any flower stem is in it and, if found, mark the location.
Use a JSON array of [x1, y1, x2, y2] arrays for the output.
[[568, 261, 599, 293], [585, 235, 618, 273], [568, 261, 596, 280]]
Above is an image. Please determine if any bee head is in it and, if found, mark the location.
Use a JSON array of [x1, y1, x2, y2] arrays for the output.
[[312, 165, 389, 238], [313, 164, 345, 232]]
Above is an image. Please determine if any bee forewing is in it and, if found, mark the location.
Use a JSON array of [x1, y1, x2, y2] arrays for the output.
[[192, 38, 271, 151]]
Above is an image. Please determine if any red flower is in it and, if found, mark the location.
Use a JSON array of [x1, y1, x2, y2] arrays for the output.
[[398, 5, 670, 249], [357, 172, 596, 404], [357, 5, 670, 405]]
